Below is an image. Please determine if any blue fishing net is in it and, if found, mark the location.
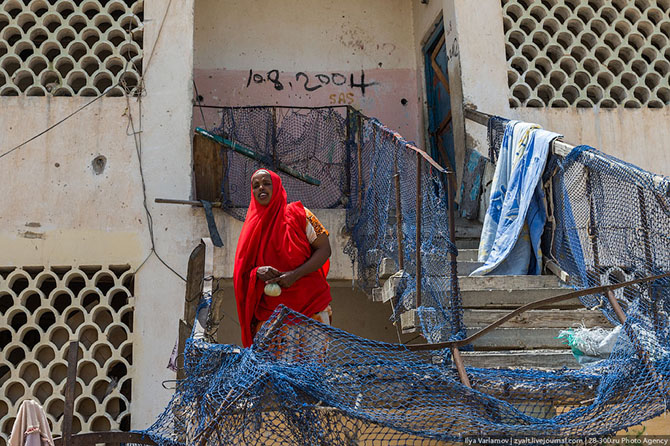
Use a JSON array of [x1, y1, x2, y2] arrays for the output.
[[142, 305, 669, 444], [209, 106, 462, 343], [145, 109, 670, 443]]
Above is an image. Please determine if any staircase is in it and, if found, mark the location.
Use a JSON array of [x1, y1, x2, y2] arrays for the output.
[[371, 218, 613, 369]]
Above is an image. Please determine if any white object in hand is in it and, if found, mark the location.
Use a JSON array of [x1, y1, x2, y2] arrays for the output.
[[264, 283, 282, 296]]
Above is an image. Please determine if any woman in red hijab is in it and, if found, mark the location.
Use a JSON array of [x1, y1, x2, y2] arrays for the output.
[[233, 169, 333, 347]]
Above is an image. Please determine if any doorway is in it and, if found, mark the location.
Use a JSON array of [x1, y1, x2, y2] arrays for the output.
[[423, 19, 455, 174]]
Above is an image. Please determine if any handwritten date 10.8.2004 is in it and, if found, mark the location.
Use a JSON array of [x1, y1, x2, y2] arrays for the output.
[[245, 69, 377, 95]]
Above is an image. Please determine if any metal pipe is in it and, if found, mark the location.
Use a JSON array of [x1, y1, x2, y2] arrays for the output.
[[155, 198, 220, 207], [463, 107, 574, 157], [416, 151, 423, 308], [446, 170, 463, 333], [356, 114, 363, 211], [394, 173, 405, 271]]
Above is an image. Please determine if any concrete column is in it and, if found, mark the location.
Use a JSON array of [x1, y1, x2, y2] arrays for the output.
[[131, 0, 196, 429], [441, 0, 509, 164]]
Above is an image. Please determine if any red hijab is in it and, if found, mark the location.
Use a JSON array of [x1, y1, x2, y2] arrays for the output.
[[233, 169, 331, 347]]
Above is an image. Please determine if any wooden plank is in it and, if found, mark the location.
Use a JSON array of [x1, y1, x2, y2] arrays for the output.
[[462, 350, 577, 370], [184, 241, 206, 326], [400, 308, 611, 333], [62, 341, 80, 445], [193, 133, 224, 202], [469, 328, 570, 350], [206, 279, 226, 340], [53, 431, 156, 446], [462, 288, 581, 309], [176, 319, 191, 381], [464, 309, 612, 328], [545, 259, 571, 282]]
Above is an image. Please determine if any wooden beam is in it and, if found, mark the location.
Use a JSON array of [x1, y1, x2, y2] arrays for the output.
[[53, 432, 156, 446], [545, 259, 570, 283], [193, 133, 225, 202], [62, 341, 79, 446]]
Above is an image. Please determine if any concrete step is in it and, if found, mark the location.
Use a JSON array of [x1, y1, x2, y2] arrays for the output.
[[460, 274, 564, 290], [400, 308, 606, 334], [461, 350, 578, 369], [382, 272, 574, 308], [456, 238, 480, 249], [457, 260, 484, 276], [463, 309, 611, 328], [454, 225, 482, 239], [469, 328, 570, 350], [461, 287, 578, 309], [458, 249, 479, 261], [460, 275, 574, 308]]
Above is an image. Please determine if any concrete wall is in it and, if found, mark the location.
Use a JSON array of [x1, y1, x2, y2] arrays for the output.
[[193, 0, 422, 146], [0, 0, 198, 430], [456, 0, 670, 177]]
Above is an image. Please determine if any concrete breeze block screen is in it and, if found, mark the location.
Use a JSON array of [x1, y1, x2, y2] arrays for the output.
[[0, 0, 143, 96], [503, 0, 670, 108], [0, 265, 134, 446]]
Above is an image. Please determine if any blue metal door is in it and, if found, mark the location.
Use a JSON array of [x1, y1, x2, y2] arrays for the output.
[[423, 20, 455, 173]]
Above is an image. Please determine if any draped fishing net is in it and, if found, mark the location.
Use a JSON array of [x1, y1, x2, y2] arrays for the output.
[[143, 305, 669, 444], [210, 107, 351, 221], [143, 111, 670, 444]]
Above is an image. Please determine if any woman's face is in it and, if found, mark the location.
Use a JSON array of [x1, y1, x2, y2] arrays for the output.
[[251, 171, 273, 206]]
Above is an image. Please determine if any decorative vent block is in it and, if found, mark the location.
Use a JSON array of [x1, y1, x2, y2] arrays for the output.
[[0, 0, 143, 97], [0, 265, 135, 446], [502, 0, 670, 108]]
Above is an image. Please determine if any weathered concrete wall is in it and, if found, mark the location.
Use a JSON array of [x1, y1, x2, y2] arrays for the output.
[[0, 99, 146, 266], [193, 0, 422, 145], [457, 1, 670, 177], [130, 0, 197, 429], [0, 0, 198, 431]]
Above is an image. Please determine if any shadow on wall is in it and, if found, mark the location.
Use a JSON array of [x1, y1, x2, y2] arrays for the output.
[[212, 281, 416, 346]]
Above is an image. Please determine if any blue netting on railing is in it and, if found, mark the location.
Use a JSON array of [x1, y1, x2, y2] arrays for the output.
[[209, 106, 462, 343], [143, 111, 670, 443], [142, 305, 670, 444]]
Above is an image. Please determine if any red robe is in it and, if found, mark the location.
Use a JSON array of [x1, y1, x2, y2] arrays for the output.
[[233, 169, 331, 347]]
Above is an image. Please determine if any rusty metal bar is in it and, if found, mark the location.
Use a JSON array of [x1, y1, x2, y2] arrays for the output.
[[155, 198, 220, 207], [271, 107, 277, 167], [356, 114, 363, 211], [62, 341, 79, 446], [446, 170, 463, 333], [637, 186, 654, 271], [416, 151, 423, 308], [344, 107, 352, 199], [585, 170, 600, 287], [394, 172, 405, 271], [451, 347, 471, 388]]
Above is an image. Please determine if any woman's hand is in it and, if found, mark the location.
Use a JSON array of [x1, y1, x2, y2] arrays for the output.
[[267, 270, 299, 288], [256, 266, 282, 282]]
